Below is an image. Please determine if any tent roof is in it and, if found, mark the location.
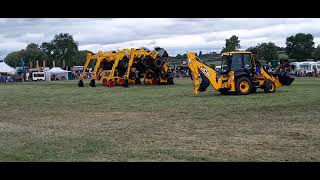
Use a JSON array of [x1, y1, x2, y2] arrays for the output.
[[46, 67, 70, 73], [0, 60, 16, 74]]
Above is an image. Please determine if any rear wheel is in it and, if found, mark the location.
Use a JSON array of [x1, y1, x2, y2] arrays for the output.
[[123, 79, 129, 87], [90, 79, 96, 87], [235, 76, 252, 95], [219, 89, 229, 95], [263, 80, 275, 93], [167, 77, 174, 85], [78, 80, 84, 87]]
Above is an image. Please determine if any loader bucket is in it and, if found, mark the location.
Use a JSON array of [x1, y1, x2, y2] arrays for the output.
[[274, 71, 295, 86], [199, 73, 210, 91]]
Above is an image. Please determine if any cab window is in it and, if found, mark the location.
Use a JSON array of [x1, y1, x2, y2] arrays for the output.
[[231, 54, 243, 70], [243, 54, 252, 69]]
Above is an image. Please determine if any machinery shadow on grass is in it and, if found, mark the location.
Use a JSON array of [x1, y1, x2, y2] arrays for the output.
[[193, 90, 288, 97]]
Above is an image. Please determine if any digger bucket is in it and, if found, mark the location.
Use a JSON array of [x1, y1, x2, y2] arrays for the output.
[[274, 71, 295, 86]]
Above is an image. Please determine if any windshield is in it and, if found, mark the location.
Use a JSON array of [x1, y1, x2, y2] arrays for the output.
[[231, 54, 243, 70], [221, 53, 252, 71]]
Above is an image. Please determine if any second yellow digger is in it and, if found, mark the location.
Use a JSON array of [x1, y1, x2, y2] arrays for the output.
[[187, 51, 294, 95]]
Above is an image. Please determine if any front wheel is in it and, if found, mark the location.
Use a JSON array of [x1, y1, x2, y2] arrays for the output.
[[263, 80, 275, 93], [78, 80, 84, 87], [235, 76, 252, 95], [90, 79, 96, 87], [219, 88, 229, 95]]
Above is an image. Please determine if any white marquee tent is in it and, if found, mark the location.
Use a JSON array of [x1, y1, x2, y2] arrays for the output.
[[45, 67, 70, 81], [0, 60, 16, 75]]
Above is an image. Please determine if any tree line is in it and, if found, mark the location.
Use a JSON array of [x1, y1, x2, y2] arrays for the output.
[[5, 32, 320, 68], [176, 33, 320, 62], [4, 33, 88, 69]]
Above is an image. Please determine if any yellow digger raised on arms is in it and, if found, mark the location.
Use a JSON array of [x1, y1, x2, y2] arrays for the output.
[[187, 51, 294, 95], [78, 47, 174, 87]]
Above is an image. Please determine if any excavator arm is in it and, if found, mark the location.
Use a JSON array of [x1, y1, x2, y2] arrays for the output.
[[79, 52, 94, 81], [101, 49, 130, 87], [253, 58, 292, 88], [122, 49, 160, 84], [91, 51, 104, 81], [123, 48, 138, 81], [259, 66, 283, 88], [187, 52, 223, 95], [78, 52, 94, 87]]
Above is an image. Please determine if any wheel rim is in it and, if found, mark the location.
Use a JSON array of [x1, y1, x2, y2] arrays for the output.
[[240, 81, 250, 93], [270, 83, 275, 91]]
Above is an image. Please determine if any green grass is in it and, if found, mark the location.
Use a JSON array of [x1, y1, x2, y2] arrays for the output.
[[0, 77, 320, 161]]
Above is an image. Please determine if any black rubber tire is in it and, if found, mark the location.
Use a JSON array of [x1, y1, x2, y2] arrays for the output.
[[122, 79, 129, 88], [146, 72, 154, 79], [251, 87, 257, 93], [167, 77, 174, 85], [219, 89, 229, 95], [78, 80, 84, 87], [129, 72, 136, 80], [154, 58, 162, 68], [263, 80, 275, 93], [162, 73, 170, 80], [89, 79, 96, 87], [235, 76, 252, 95], [119, 59, 128, 69]]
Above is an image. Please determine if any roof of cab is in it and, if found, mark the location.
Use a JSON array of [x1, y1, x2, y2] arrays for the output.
[[222, 51, 252, 55]]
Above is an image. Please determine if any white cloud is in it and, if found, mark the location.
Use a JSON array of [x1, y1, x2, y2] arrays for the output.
[[1, 18, 320, 58]]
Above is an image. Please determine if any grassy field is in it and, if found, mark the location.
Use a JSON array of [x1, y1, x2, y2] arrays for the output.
[[0, 77, 319, 161]]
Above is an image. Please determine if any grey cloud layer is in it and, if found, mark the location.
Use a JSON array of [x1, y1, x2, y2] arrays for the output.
[[1, 18, 320, 58]]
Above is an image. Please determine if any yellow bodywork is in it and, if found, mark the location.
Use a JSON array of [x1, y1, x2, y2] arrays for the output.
[[79, 51, 117, 81], [187, 51, 235, 95], [187, 51, 285, 95], [79, 47, 169, 87]]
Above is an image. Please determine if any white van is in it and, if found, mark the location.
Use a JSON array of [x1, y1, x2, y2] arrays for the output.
[[32, 72, 45, 81]]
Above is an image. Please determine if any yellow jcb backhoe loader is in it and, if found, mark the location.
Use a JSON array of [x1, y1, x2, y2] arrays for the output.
[[78, 50, 117, 87], [78, 47, 174, 88], [136, 47, 174, 85], [100, 48, 131, 87], [187, 51, 294, 95]]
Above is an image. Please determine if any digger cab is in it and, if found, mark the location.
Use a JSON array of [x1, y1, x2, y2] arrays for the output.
[[221, 51, 254, 76]]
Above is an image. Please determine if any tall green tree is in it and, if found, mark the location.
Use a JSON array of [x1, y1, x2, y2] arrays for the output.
[[221, 35, 240, 53], [41, 33, 79, 68], [247, 42, 279, 62], [40, 42, 56, 67], [246, 46, 258, 54], [26, 43, 40, 50], [4, 43, 47, 67], [278, 53, 289, 60], [4, 51, 23, 67], [23, 43, 48, 67], [286, 33, 315, 59], [312, 45, 320, 60]]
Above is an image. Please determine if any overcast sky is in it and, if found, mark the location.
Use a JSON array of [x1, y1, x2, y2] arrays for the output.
[[1, 18, 320, 59]]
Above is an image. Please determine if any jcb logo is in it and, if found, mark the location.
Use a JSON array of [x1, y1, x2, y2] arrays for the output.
[[200, 66, 211, 77]]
